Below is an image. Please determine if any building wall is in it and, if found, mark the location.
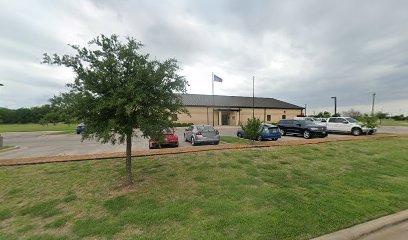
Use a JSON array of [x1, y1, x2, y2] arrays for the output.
[[176, 106, 303, 125]]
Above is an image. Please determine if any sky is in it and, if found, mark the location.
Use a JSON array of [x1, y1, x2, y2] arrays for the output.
[[0, 0, 407, 115]]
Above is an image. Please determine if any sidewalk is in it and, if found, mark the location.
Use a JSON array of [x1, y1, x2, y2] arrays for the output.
[[313, 209, 408, 240]]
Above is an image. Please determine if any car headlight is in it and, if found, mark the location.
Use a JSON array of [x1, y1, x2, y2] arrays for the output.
[[310, 127, 319, 131]]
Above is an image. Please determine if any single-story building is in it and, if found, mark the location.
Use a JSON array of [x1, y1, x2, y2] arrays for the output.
[[174, 94, 304, 126]]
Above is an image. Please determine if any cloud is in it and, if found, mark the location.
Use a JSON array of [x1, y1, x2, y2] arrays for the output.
[[0, 0, 407, 115]]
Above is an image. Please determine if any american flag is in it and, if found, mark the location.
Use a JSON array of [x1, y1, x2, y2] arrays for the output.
[[213, 74, 223, 82]]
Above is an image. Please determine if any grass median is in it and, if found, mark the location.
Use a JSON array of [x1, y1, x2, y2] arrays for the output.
[[0, 137, 407, 239], [0, 123, 75, 133]]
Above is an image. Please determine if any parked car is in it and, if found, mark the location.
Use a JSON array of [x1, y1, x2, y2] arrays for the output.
[[277, 119, 328, 139], [237, 123, 281, 141], [315, 117, 376, 136], [184, 125, 220, 146], [76, 123, 86, 134], [149, 128, 179, 149]]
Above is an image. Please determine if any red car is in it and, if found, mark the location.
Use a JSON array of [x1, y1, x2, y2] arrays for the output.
[[148, 129, 179, 149]]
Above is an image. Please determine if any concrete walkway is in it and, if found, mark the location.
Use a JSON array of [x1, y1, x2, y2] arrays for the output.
[[313, 209, 408, 240]]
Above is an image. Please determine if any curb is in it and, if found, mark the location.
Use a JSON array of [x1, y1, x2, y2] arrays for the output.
[[0, 146, 19, 153], [0, 134, 404, 167], [312, 209, 408, 240]]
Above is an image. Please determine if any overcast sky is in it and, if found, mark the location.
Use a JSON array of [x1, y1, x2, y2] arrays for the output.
[[1, 0, 407, 115]]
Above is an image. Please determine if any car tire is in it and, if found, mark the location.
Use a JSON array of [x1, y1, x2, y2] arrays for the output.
[[352, 128, 362, 136], [184, 134, 188, 142], [272, 138, 278, 141], [257, 136, 263, 141], [279, 129, 286, 136], [237, 133, 243, 138], [214, 141, 219, 145], [191, 137, 197, 146], [303, 130, 312, 139]]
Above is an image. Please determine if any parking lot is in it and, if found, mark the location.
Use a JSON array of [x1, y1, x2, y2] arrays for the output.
[[0, 126, 405, 160]]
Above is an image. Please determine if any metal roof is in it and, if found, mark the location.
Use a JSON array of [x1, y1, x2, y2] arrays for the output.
[[179, 94, 303, 109]]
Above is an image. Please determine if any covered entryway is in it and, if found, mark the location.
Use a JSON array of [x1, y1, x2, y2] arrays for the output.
[[214, 109, 240, 126]]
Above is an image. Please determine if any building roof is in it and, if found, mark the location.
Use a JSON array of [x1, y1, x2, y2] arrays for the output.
[[179, 94, 303, 109]]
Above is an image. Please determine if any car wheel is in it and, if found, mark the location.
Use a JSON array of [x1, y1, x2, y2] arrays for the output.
[[272, 138, 278, 141], [184, 134, 188, 142], [257, 136, 263, 141], [279, 129, 286, 136], [352, 128, 362, 136], [191, 137, 196, 146], [237, 133, 243, 138], [303, 130, 311, 139], [214, 141, 219, 145]]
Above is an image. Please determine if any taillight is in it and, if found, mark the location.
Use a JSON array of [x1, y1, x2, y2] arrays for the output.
[[215, 130, 219, 135], [196, 131, 202, 135]]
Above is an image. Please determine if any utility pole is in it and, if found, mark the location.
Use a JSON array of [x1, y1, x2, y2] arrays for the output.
[[304, 104, 307, 116], [371, 92, 376, 116], [331, 96, 337, 116], [252, 76, 255, 118], [212, 73, 215, 126]]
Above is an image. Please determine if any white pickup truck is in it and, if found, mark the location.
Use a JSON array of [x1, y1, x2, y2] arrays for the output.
[[315, 117, 377, 136]]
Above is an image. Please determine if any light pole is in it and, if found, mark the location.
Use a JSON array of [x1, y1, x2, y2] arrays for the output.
[[304, 104, 307, 116], [331, 97, 337, 116], [371, 92, 376, 116]]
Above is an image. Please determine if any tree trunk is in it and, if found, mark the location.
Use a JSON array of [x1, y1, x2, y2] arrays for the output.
[[126, 134, 133, 185]]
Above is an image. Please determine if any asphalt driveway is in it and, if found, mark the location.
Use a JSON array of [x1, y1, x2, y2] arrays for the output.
[[0, 126, 404, 159]]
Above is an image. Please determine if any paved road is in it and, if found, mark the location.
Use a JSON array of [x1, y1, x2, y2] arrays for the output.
[[1, 125, 404, 159], [359, 221, 408, 240]]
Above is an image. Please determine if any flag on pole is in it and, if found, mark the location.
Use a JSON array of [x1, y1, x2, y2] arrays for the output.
[[213, 74, 223, 82]]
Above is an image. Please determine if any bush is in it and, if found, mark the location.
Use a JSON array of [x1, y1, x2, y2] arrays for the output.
[[359, 114, 378, 133], [240, 118, 262, 142]]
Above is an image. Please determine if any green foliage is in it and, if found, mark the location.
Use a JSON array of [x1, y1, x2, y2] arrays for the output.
[[240, 118, 262, 141], [42, 34, 188, 144], [314, 111, 332, 118], [391, 114, 407, 121], [0, 105, 51, 124], [359, 114, 378, 130], [42, 34, 189, 183]]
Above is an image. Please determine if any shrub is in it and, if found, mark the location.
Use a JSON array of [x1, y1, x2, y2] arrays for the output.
[[240, 118, 262, 142]]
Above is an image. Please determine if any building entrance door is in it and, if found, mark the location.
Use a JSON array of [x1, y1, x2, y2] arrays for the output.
[[221, 112, 229, 125]]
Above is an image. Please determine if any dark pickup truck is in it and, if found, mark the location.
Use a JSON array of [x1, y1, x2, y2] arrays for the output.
[[277, 119, 328, 139]]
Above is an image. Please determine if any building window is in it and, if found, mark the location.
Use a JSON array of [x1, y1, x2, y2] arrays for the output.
[[282, 115, 286, 119], [171, 114, 178, 121], [267, 115, 271, 121]]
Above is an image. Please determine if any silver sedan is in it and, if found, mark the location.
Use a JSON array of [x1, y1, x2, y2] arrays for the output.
[[184, 125, 220, 146]]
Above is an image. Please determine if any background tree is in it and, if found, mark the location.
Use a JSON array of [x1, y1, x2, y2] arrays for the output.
[[375, 111, 389, 125], [342, 108, 363, 119], [315, 111, 332, 118], [43, 35, 188, 185]]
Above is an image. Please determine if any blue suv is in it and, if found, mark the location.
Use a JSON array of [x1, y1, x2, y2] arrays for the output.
[[76, 123, 86, 134]]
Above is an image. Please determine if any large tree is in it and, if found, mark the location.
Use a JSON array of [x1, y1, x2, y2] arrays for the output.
[[43, 35, 188, 184]]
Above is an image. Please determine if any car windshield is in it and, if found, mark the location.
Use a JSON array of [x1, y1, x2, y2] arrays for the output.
[[298, 120, 316, 125], [197, 126, 215, 131], [345, 117, 358, 123]]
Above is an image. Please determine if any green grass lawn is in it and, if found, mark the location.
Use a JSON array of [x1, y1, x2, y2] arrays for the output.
[[0, 123, 76, 133], [379, 119, 408, 127], [221, 136, 251, 144], [0, 146, 14, 151], [1, 137, 408, 240]]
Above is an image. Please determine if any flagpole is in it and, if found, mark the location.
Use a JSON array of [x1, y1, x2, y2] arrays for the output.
[[212, 72, 214, 126], [252, 76, 255, 118]]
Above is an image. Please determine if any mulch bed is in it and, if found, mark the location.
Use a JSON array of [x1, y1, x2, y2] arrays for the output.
[[0, 134, 404, 167]]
